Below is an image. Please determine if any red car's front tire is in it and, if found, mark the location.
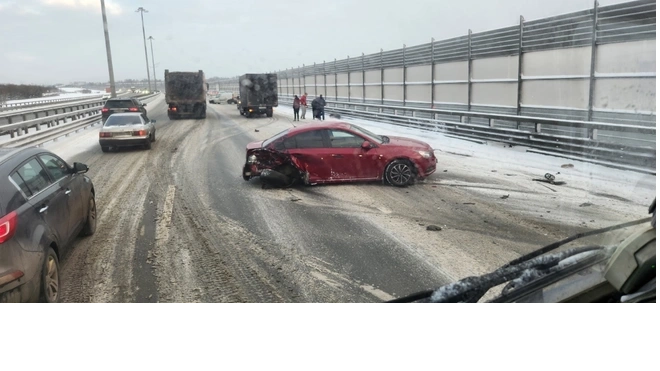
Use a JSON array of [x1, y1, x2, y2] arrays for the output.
[[384, 159, 415, 187]]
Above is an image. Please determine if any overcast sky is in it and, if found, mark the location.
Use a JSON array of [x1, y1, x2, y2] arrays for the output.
[[0, 0, 630, 85]]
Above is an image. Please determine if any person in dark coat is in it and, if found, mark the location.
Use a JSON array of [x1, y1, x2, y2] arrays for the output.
[[319, 95, 326, 120], [311, 97, 321, 120], [293, 95, 301, 121]]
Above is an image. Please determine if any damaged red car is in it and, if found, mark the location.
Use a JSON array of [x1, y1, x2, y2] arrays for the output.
[[242, 122, 437, 187]]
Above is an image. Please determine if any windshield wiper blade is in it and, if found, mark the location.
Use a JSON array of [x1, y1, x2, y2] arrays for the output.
[[500, 217, 650, 269], [388, 246, 604, 303], [491, 248, 609, 302], [428, 246, 604, 303], [387, 217, 652, 303]]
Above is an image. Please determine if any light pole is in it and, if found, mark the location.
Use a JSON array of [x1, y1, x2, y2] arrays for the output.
[[136, 7, 152, 92], [148, 36, 157, 91], [100, 0, 116, 97]]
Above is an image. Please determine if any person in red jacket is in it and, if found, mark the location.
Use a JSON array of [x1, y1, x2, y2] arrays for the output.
[[293, 95, 301, 121], [300, 92, 308, 119]]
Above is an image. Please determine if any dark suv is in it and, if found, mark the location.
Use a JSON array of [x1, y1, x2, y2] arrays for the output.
[[101, 97, 148, 123], [0, 148, 96, 303]]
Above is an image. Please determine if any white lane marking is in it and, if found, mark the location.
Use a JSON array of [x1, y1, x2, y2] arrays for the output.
[[360, 284, 396, 301], [156, 185, 176, 244]]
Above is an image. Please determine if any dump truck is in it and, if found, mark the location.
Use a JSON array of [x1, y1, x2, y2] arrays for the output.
[[164, 69, 208, 119], [237, 73, 278, 118]]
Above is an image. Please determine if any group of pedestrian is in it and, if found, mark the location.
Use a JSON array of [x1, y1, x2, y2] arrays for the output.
[[292, 92, 326, 121]]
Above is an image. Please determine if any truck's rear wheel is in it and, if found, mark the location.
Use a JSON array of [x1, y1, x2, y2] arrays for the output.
[[266, 109, 273, 118]]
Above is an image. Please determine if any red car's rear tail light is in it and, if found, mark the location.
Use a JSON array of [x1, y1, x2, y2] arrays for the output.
[[99, 132, 113, 137], [0, 211, 18, 244], [129, 107, 139, 112], [101, 108, 109, 113], [133, 130, 148, 136], [170, 107, 177, 112]]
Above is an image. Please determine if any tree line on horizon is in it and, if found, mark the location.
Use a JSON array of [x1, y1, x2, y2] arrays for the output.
[[0, 84, 58, 103]]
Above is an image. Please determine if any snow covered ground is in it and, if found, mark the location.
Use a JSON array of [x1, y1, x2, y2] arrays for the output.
[[3, 87, 105, 106], [274, 106, 656, 226]]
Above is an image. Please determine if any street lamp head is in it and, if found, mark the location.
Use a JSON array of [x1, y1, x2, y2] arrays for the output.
[[136, 7, 148, 13]]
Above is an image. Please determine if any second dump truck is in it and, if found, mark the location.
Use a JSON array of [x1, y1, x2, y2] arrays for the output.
[[165, 69, 208, 119], [237, 73, 278, 118]]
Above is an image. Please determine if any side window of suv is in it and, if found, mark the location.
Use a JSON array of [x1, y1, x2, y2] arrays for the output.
[[13, 158, 52, 197], [10, 172, 31, 197], [39, 154, 70, 181]]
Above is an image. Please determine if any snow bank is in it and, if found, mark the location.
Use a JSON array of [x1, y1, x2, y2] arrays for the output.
[[274, 106, 656, 223]]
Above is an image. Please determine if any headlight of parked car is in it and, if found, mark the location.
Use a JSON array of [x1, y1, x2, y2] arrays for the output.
[[417, 150, 432, 159], [247, 154, 257, 164]]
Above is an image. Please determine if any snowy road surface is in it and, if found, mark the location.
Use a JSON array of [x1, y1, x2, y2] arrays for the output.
[[32, 97, 654, 302]]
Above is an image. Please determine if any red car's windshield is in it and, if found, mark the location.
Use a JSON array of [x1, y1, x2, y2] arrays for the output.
[[350, 124, 384, 144], [262, 129, 289, 147]]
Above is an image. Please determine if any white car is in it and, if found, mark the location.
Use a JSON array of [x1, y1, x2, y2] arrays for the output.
[[98, 112, 156, 152], [209, 92, 234, 104]]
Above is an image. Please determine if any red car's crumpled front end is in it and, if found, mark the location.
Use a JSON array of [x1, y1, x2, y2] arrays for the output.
[[243, 142, 304, 186]]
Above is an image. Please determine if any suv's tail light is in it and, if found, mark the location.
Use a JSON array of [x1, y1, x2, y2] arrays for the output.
[[0, 211, 18, 244], [101, 108, 109, 113], [129, 107, 139, 112], [133, 130, 148, 136]]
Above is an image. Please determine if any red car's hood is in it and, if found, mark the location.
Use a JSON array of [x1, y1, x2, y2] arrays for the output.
[[383, 136, 432, 150], [246, 140, 263, 150]]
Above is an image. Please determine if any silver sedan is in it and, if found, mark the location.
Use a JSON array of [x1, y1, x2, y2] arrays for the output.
[[98, 113, 156, 152]]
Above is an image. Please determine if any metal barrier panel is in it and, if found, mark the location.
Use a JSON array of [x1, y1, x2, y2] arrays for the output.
[[212, 0, 654, 159]]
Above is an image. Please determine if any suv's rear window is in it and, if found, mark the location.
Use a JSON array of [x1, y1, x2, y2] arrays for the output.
[[104, 100, 135, 109]]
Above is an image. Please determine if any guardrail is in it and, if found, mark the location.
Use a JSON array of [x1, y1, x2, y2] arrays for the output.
[[0, 92, 156, 138], [0, 95, 105, 112], [0, 98, 105, 138], [0, 90, 133, 114], [0, 92, 161, 146], [279, 95, 655, 175]]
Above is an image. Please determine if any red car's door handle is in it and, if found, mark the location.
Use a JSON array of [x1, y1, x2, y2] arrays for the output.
[[331, 154, 343, 158]]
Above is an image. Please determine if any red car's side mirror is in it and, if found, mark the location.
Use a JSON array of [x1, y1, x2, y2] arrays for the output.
[[361, 141, 372, 150]]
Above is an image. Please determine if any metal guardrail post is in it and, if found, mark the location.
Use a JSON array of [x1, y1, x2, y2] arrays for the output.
[[380, 49, 384, 106], [362, 53, 366, 103], [467, 30, 473, 115], [517, 16, 525, 119], [431, 38, 435, 109], [334, 58, 338, 101], [402, 44, 407, 107], [347, 55, 351, 102], [587, 0, 600, 121]]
